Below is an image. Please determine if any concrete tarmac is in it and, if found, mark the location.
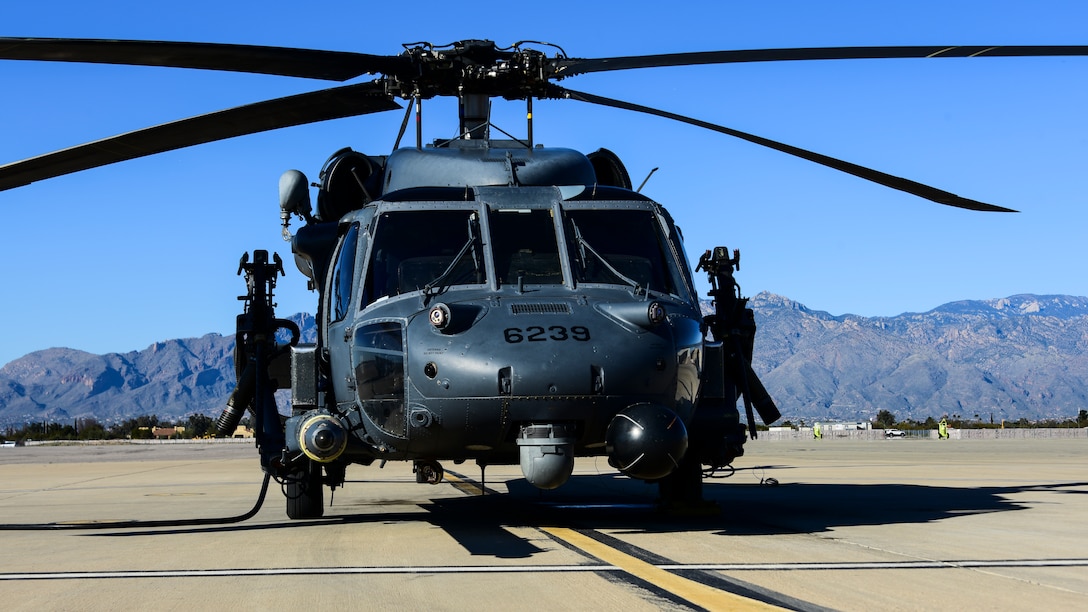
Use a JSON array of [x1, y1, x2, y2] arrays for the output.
[[1, 437, 1085, 611]]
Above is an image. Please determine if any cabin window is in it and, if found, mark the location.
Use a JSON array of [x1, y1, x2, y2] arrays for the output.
[[363, 210, 485, 305], [331, 223, 360, 322], [489, 208, 564, 286], [565, 210, 683, 296], [354, 322, 406, 437]]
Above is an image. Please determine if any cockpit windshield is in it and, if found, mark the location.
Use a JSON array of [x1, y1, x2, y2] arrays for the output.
[[489, 208, 564, 286], [565, 209, 683, 296], [362, 210, 485, 305], [359, 202, 686, 305]]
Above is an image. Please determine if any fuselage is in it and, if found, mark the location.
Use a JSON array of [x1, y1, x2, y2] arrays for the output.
[[321, 183, 705, 468]]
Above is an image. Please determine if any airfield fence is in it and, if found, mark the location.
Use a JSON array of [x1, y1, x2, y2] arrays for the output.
[[16, 428, 1085, 447], [20, 437, 252, 447], [760, 428, 1086, 441]]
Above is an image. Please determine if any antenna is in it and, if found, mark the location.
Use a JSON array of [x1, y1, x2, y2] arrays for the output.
[[636, 167, 659, 193]]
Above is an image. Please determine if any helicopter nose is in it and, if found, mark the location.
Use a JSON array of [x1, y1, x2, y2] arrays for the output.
[[605, 403, 688, 481]]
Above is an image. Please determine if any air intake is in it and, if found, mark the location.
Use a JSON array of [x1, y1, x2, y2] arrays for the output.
[[510, 303, 571, 315]]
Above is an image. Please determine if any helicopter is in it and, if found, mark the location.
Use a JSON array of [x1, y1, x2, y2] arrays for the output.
[[2, 38, 1085, 519]]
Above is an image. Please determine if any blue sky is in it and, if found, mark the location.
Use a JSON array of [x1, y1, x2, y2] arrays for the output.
[[1, 0, 1086, 366]]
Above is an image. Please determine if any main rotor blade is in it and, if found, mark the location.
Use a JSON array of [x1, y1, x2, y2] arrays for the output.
[[554, 87, 1016, 212], [0, 82, 400, 191], [554, 45, 1088, 77], [0, 37, 412, 81]]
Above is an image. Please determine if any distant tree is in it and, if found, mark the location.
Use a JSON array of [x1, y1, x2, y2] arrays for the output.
[[25, 422, 78, 440], [109, 415, 160, 439], [76, 419, 107, 440], [895, 419, 923, 431], [1042, 418, 1078, 429], [1079, 410, 1088, 427], [185, 413, 215, 439], [56, 424, 70, 439], [107, 420, 126, 439], [874, 409, 896, 429]]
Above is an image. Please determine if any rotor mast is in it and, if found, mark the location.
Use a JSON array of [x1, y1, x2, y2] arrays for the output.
[[459, 93, 490, 140]]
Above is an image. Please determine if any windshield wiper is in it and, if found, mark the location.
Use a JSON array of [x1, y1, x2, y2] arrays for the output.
[[570, 220, 644, 296], [424, 212, 481, 301]]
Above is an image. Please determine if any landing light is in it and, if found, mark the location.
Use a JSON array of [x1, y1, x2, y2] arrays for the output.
[[647, 301, 666, 325], [429, 303, 451, 329]]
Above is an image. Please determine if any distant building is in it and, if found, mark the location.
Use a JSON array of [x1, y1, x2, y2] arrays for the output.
[[826, 421, 872, 431], [152, 426, 186, 439], [771, 421, 872, 432]]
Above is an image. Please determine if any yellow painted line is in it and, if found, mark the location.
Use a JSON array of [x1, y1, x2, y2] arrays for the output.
[[445, 473, 786, 609], [445, 473, 484, 496], [543, 527, 786, 611]]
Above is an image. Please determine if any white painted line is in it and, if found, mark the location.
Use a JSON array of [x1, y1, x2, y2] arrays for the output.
[[6, 557, 1083, 581]]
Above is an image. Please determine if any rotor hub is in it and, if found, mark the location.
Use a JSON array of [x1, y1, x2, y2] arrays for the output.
[[386, 40, 562, 100]]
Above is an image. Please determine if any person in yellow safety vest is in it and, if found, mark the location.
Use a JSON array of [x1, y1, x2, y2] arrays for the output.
[[938, 418, 949, 439], [813, 422, 822, 439]]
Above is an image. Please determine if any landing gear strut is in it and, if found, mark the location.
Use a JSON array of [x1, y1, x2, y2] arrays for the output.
[[658, 247, 781, 512]]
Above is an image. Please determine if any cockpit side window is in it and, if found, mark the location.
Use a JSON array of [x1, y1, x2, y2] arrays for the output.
[[566, 209, 683, 296], [490, 209, 564, 286], [362, 210, 486, 305], [331, 223, 360, 322]]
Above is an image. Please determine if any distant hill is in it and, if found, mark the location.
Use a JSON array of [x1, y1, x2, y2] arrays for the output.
[[748, 293, 1088, 423], [0, 314, 314, 427], [2, 296, 1086, 427]]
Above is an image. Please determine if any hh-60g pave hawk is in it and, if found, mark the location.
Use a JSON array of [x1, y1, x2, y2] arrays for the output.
[[1, 38, 1084, 519]]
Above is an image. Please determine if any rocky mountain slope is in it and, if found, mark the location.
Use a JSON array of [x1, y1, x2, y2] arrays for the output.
[[748, 293, 1088, 423], [2, 296, 1086, 427], [0, 314, 314, 427]]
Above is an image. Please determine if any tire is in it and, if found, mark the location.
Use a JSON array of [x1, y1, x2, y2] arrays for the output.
[[286, 460, 324, 519], [657, 452, 704, 505]]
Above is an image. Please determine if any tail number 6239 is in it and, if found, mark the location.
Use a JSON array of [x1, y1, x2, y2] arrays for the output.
[[503, 325, 591, 343]]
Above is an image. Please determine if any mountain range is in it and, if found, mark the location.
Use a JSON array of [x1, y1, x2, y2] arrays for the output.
[[747, 293, 1088, 424], [2, 295, 1086, 427]]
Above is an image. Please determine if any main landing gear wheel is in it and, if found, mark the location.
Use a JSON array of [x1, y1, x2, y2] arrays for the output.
[[286, 459, 324, 519], [657, 453, 719, 516]]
